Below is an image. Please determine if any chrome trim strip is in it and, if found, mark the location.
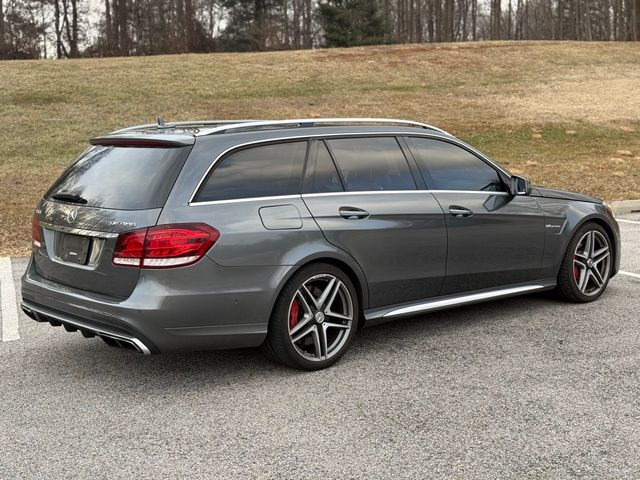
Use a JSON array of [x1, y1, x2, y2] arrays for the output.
[[196, 118, 451, 136], [189, 194, 302, 207], [427, 190, 510, 196], [21, 302, 152, 354], [302, 190, 509, 198], [381, 285, 546, 318], [303, 191, 424, 197], [40, 222, 119, 239], [191, 190, 510, 206], [187, 132, 510, 205]]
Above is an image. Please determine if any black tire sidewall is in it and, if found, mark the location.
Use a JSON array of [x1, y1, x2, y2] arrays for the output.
[[269, 263, 360, 370], [559, 223, 612, 302]]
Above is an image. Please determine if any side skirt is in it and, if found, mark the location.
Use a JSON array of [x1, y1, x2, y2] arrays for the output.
[[363, 279, 557, 326]]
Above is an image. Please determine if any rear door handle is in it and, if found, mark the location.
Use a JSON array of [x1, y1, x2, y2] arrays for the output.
[[339, 207, 370, 220], [449, 206, 474, 217]]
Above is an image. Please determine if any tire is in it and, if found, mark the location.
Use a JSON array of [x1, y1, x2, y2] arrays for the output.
[[555, 222, 613, 302], [262, 263, 360, 370]]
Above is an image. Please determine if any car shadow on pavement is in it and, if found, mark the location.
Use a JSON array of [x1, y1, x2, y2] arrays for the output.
[[29, 291, 562, 389]]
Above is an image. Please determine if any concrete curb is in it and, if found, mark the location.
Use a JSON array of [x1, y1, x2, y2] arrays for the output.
[[609, 199, 640, 215]]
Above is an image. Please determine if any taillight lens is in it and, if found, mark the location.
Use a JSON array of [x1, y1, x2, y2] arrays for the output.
[[113, 223, 219, 269], [32, 215, 42, 248]]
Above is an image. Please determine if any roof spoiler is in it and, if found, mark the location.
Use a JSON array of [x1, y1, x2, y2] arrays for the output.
[[90, 134, 195, 148]]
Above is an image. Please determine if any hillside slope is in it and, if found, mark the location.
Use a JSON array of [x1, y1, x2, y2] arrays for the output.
[[1, 41, 639, 255]]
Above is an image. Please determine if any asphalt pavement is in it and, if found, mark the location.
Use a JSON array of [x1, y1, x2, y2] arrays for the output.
[[1, 215, 639, 479]]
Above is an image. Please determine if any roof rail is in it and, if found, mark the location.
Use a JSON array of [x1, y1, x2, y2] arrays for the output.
[[197, 118, 450, 136], [112, 120, 260, 134]]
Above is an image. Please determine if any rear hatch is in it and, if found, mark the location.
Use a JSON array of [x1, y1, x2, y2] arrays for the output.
[[32, 135, 192, 299]]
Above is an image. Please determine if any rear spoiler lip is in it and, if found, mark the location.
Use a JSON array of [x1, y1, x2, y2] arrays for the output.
[[90, 134, 195, 148]]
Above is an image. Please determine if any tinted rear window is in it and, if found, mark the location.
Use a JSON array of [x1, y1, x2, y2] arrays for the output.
[[47, 146, 189, 210], [195, 141, 307, 202], [326, 137, 416, 191]]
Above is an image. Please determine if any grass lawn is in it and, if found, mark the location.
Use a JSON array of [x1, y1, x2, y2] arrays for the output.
[[1, 40, 639, 255]]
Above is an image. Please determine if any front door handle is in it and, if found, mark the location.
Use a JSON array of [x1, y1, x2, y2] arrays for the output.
[[339, 206, 370, 220], [449, 206, 473, 218]]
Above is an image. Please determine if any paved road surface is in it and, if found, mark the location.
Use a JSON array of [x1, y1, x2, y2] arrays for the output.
[[1, 215, 639, 479]]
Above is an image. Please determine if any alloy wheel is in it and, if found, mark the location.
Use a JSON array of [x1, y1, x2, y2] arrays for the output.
[[573, 230, 611, 296], [288, 274, 354, 362]]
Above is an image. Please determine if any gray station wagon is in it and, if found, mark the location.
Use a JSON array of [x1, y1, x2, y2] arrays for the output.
[[21, 118, 620, 369]]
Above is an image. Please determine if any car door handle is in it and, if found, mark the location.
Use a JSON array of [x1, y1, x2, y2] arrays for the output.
[[339, 207, 370, 220], [449, 206, 474, 217]]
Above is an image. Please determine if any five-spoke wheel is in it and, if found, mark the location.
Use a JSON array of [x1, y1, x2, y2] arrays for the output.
[[262, 263, 359, 370], [288, 274, 354, 362], [572, 230, 611, 297], [557, 223, 612, 302]]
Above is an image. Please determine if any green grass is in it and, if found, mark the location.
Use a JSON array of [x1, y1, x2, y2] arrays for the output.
[[1, 41, 639, 255]]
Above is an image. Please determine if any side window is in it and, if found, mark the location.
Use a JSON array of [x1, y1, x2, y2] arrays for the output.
[[304, 141, 344, 193], [195, 141, 307, 202], [326, 137, 416, 191], [408, 137, 506, 192]]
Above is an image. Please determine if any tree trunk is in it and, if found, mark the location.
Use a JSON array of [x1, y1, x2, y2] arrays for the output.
[[491, 0, 501, 39], [471, 0, 476, 40], [185, 0, 194, 50], [635, 0, 640, 39], [70, 0, 79, 57], [105, 0, 112, 53], [54, 0, 65, 58], [0, 0, 5, 54]]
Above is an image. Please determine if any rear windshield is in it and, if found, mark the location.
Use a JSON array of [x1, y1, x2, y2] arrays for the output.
[[47, 145, 190, 210]]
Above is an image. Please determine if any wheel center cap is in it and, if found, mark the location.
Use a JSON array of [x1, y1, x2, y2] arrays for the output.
[[587, 259, 594, 268], [315, 311, 325, 324]]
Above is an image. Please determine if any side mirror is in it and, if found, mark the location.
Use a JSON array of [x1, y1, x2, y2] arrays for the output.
[[509, 175, 531, 196]]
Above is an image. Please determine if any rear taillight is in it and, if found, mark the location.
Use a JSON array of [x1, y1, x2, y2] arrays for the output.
[[113, 223, 219, 269], [32, 215, 42, 248]]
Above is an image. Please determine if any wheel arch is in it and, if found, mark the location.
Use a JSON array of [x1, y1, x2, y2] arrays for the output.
[[558, 214, 620, 277], [269, 252, 370, 330], [573, 215, 619, 276]]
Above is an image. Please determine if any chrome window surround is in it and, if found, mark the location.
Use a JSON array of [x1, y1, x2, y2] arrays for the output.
[[188, 132, 511, 206]]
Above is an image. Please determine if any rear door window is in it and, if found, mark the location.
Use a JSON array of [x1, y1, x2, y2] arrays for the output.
[[326, 137, 416, 191], [195, 141, 307, 202], [408, 137, 506, 192], [47, 146, 190, 210]]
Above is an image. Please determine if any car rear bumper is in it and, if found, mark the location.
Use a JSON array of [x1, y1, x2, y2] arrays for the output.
[[21, 301, 155, 353], [21, 256, 290, 353]]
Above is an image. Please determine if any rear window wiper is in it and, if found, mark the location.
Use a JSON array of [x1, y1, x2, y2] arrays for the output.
[[51, 193, 89, 204]]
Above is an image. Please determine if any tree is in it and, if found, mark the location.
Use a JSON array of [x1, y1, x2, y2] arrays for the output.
[[318, 0, 386, 47], [0, 0, 5, 55], [1, 0, 45, 58]]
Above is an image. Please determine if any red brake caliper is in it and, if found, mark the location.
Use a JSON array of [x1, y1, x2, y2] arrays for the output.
[[289, 299, 300, 329], [574, 264, 580, 280]]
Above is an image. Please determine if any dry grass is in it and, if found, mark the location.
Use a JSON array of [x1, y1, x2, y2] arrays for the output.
[[1, 41, 639, 255]]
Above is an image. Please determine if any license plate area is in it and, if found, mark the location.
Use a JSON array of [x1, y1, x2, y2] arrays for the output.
[[55, 232, 91, 265]]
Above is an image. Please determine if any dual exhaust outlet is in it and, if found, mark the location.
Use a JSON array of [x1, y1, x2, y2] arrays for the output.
[[20, 303, 152, 354]]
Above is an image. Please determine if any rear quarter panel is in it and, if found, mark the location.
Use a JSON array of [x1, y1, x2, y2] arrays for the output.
[[158, 135, 371, 308]]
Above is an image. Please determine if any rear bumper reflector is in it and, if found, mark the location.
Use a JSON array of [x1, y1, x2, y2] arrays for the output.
[[20, 302, 152, 354]]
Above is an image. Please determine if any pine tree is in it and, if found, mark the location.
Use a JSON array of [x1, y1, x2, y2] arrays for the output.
[[318, 0, 386, 47]]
